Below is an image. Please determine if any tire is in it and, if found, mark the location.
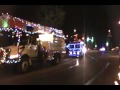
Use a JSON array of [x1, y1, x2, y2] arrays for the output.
[[38, 52, 44, 64], [51, 53, 61, 65], [38, 51, 49, 65], [17, 56, 30, 73], [55, 57, 60, 64]]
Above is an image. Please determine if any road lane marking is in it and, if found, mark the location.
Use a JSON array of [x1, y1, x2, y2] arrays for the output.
[[86, 55, 98, 61], [63, 58, 72, 61], [66, 59, 81, 69], [84, 62, 110, 85]]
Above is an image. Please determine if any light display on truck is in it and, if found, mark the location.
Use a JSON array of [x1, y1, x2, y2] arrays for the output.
[[66, 41, 86, 57], [0, 13, 66, 73]]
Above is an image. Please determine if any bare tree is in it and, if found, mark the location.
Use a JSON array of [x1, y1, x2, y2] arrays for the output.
[[35, 5, 65, 28]]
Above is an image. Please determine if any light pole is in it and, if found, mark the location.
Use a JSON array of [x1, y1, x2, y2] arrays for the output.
[[83, 5, 86, 85], [107, 29, 112, 51], [83, 6, 86, 47]]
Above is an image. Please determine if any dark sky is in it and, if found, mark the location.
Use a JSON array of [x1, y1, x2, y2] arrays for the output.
[[62, 5, 109, 48], [0, 5, 119, 48]]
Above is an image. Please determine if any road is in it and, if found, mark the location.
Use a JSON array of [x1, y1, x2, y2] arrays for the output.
[[90, 51, 120, 85], [0, 50, 119, 85]]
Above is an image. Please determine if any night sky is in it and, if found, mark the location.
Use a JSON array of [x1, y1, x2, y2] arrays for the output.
[[62, 5, 109, 48], [0, 5, 120, 48]]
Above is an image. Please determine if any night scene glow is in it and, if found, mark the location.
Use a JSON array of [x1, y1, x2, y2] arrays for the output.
[[0, 5, 119, 85]]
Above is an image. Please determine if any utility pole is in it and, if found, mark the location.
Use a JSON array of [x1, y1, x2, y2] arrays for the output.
[[107, 30, 112, 51], [83, 6, 86, 46], [83, 5, 86, 85]]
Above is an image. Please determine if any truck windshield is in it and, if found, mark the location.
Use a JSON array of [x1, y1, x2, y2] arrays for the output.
[[75, 45, 80, 48], [70, 45, 74, 48], [0, 31, 28, 47]]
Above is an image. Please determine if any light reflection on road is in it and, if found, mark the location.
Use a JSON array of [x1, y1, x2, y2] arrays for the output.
[[68, 58, 79, 69], [114, 65, 120, 85], [83, 54, 86, 84]]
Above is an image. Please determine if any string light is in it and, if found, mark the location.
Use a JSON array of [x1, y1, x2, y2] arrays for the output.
[[0, 13, 65, 38], [0, 13, 66, 64]]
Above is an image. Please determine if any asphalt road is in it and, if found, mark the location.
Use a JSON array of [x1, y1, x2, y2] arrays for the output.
[[0, 50, 118, 85], [90, 51, 120, 85]]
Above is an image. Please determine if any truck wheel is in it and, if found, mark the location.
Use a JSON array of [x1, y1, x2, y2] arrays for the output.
[[17, 56, 30, 73], [55, 57, 60, 64], [51, 54, 61, 65]]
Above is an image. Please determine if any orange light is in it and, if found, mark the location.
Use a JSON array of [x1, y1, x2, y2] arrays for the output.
[[82, 37, 84, 40]]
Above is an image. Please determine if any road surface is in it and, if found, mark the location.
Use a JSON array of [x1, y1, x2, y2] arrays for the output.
[[0, 50, 118, 85]]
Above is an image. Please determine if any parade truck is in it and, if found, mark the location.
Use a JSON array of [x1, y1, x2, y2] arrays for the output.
[[66, 41, 86, 57], [0, 14, 66, 73]]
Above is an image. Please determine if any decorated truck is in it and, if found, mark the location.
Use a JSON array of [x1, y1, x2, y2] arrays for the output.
[[66, 41, 86, 57], [0, 13, 66, 73]]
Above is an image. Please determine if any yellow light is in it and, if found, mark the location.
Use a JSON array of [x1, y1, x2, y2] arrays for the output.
[[114, 81, 119, 85], [118, 72, 120, 80], [36, 30, 45, 33], [1, 60, 5, 63], [66, 35, 68, 37], [36, 38, 40, 41], [118, 21, 120, 24], [108, 30, 110, 32], [39, 34, 53, 42], [9, 54, 18, 59], [82, 37, 84, 40]]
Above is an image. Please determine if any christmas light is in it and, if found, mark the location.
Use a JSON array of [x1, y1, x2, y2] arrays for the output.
[[0, 13, 66, 64], [0, 14, 64, 38]]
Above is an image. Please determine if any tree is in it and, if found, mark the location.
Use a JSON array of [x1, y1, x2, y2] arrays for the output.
[[35, 5, 65, 28]]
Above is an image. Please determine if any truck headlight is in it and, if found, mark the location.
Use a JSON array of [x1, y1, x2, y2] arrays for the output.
[[9, 54, 18, 59], [77, 51, 80, 55], [1, 59, 5, 63]]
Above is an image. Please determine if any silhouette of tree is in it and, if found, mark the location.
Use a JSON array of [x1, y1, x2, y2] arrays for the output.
[[35, 5, 65, 28]]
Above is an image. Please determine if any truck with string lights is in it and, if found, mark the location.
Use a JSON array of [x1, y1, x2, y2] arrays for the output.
[[66, 41, 87, 57], [0, 13, 66, 73]]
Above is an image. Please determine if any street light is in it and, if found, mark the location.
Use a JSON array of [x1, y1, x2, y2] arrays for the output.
[[74, 29, 76, 33], [87, 37, 90, 42], [106, 41, 109, 47], [107, 29, 112, 51], [95, 44, 97, 48], [106, 41, 109, 51], [66, 35, 68, 38], [91, 37, 94, 43], [118, 21, 120, 24]]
